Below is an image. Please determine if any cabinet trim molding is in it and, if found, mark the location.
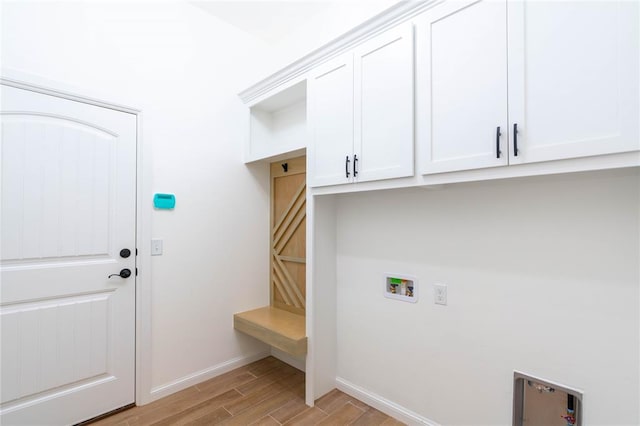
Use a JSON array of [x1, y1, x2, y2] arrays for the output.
[[238, 0, 442, 105]]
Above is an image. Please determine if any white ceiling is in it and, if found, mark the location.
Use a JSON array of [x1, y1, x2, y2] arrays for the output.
[[191, 1, 338, 44]]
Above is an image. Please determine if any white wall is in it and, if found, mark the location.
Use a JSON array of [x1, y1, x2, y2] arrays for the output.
[[193, 0, 401, 79], [335, 168, 639, 425], [1, 1, 277, 399]]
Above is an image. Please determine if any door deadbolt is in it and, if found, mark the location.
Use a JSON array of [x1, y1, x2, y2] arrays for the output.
[[120, 248, 131, 258]]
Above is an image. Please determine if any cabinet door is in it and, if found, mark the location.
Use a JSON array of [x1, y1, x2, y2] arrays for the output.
[[417, 0, 508, 174], [308, 54, 354, 187], [353, 23, 414, 183], [508, 0, 639, 164]]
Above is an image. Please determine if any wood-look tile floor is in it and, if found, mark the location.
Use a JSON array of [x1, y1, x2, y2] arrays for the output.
[[91, 356, 404, 426]]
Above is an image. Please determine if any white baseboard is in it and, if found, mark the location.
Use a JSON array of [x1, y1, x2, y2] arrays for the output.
[[147, 351, 270, 403], [270, 348, 306, 372], [336, 377, 440, 426]]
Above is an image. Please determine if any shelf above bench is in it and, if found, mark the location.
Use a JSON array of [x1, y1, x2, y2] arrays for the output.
[[245, 80, 307, 164], [234, 306, 307, 357]]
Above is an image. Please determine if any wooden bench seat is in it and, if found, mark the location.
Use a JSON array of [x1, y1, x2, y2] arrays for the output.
[[233, 306, 307, 357]]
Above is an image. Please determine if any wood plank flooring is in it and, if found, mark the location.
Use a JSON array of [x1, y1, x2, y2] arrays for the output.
[[90, 357, 404, 426]]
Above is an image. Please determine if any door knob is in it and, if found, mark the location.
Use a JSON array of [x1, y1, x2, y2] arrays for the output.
[[109, 268, 132, 279], [120, 248, 131, 258]]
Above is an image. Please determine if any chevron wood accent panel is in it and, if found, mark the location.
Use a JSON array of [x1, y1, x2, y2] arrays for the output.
[[271, 157, 306, 315]]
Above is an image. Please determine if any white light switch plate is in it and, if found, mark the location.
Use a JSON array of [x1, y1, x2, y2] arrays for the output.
[[151, 239, 163, 256], [434, 283, 447, 305]]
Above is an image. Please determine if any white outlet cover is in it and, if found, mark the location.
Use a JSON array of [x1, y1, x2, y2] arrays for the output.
[[434, 283, 447, 305]]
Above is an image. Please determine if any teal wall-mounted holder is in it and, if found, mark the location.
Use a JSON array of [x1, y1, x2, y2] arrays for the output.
[[153, 193, 175, 209]]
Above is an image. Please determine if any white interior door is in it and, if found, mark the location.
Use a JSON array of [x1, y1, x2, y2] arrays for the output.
[[308, 53, 354, 187], [507, 0, 640, 164], [417, 0, 509, 174], [1, 84, 136, 425], [354, 22, 414, 183]]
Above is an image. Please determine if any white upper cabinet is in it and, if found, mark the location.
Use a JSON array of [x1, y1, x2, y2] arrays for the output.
[[417, 0, 509, 174], [354, 23, 414, 183], [308, 54, 354, 187], [309, 23, 414, 187], [508, 0, 639, 164], [418, 0, 639, 175]]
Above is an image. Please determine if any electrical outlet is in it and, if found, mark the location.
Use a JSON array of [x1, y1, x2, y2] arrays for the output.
[[434, 283, 447, 305]]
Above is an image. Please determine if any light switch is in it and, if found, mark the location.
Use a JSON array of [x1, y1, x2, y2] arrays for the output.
[[151, 239, 163, 256]]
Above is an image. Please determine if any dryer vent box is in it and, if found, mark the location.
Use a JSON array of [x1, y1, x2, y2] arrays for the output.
[[513, 371, 582, 426]]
